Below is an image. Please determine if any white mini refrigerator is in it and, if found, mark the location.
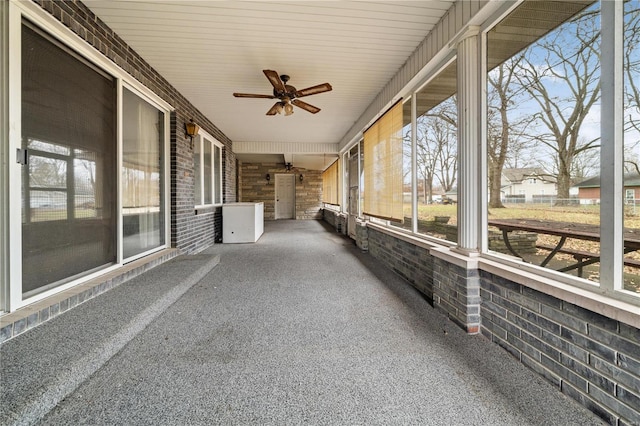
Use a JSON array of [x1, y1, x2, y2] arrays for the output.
[[222, 202, 264, 243]]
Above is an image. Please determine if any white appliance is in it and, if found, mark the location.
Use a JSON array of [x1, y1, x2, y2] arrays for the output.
[[222, 202, 264, 243]]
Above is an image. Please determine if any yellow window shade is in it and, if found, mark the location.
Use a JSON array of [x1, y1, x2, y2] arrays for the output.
[[322, 160, 339, 205], [363, 101, 403, 222]]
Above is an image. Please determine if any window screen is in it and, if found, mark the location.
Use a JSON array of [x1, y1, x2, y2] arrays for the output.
[[21, 21, 117, 295]]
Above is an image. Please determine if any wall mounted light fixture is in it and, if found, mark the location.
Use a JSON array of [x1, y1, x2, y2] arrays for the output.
[[185, 119, 200, 149], [299, 174, 304, 182], [266, 173, 271, 184]]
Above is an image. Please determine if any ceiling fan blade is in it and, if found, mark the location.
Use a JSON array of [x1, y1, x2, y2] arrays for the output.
[[233, 93, 276, 99], [292, 99, 321, 114], [266, 102, 281, 116], [295, 83, 332, 98], [263, 70, 286, 93]]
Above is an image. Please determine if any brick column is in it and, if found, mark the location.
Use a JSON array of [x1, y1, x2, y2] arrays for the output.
[[431, 247, 481, 334]]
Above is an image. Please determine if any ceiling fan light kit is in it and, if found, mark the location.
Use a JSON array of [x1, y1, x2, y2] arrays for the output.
[[233, 70, 332, 116]]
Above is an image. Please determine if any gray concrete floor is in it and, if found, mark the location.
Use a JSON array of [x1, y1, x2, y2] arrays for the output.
[[1, 220, 605, 425]]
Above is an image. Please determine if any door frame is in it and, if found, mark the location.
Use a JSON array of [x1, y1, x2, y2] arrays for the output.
[[275, 173, 295, 219]]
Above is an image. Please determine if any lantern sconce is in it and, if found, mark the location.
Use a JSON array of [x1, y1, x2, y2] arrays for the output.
[[299, 174, 304, 182], [266, 173, 271, 184], [185, 119, 200, 149]]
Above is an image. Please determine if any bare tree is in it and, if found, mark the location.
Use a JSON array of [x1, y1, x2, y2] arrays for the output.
[[624, 2, 640, 175], [415, 97, 457, 202], [515, 8, 601, 205], [29, 157, 66, 188], [487, 56, 533, 208], [504, 137, 537, 170], [570, 142, 599, 180]]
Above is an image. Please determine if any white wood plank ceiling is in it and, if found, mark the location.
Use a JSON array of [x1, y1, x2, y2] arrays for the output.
[[85, 0, 454, 165]]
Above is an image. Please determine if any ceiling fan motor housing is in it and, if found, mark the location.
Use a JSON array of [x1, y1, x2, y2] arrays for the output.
[[273, 75, 297, 99]]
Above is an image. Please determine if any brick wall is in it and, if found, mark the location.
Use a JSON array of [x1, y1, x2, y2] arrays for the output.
[[34, 0, 234, 254], [239, 162, 322, 220], [366, 226, 434, 303], [480, 270, 640, 425], [579, 187, 601, 200]]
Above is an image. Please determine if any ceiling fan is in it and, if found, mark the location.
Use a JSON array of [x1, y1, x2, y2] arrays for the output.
[[233, 70, 332, 116]]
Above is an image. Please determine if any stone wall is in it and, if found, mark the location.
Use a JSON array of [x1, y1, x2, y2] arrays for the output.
[[322, 208, 347, 234], [400, 218, 538, 254], [355, 220, 369, 252], [239, 162, 322, 220]]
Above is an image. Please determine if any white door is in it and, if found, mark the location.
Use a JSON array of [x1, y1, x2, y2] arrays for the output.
[[275, 174, 295, 219]]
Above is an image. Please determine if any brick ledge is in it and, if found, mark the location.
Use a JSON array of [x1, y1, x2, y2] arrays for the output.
[[0, 248, 180, 344], [480, 257, 640, 329]]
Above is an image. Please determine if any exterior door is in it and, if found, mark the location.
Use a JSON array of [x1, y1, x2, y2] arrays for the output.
[[275, 174, 295, 219]]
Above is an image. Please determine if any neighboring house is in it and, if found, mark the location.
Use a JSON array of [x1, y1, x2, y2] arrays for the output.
[[500, 168, 557, 202], [573, 173, 640, 204]]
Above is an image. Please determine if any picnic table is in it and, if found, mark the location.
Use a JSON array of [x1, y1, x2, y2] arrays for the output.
[[488, 219, 640, 277]]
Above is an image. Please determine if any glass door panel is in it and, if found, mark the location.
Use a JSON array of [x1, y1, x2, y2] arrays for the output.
[[122, 88, 165, 259]]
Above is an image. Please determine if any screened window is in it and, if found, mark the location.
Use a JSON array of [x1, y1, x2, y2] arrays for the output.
[[363, 101, 404, 222], [194, 134, 223, 206], [486, 1, 602, 284], [414, 60, 458, 241], [390, 99, 413, 231]]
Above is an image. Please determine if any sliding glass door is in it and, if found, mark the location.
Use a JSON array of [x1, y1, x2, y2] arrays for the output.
[[21, 22, 117, 296]]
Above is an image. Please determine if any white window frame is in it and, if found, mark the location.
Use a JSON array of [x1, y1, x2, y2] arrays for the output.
[[625, 189, 634, 204], [478, 0, 639, 309], [194, 131, 223, 208], [0, 0, 8, 313], [6, 0, 172, 311], [341, 150, 349, 213]]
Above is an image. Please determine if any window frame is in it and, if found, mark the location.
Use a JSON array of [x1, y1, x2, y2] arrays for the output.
[[194, 131, 224, 209], [0, 0, 7, 313]]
